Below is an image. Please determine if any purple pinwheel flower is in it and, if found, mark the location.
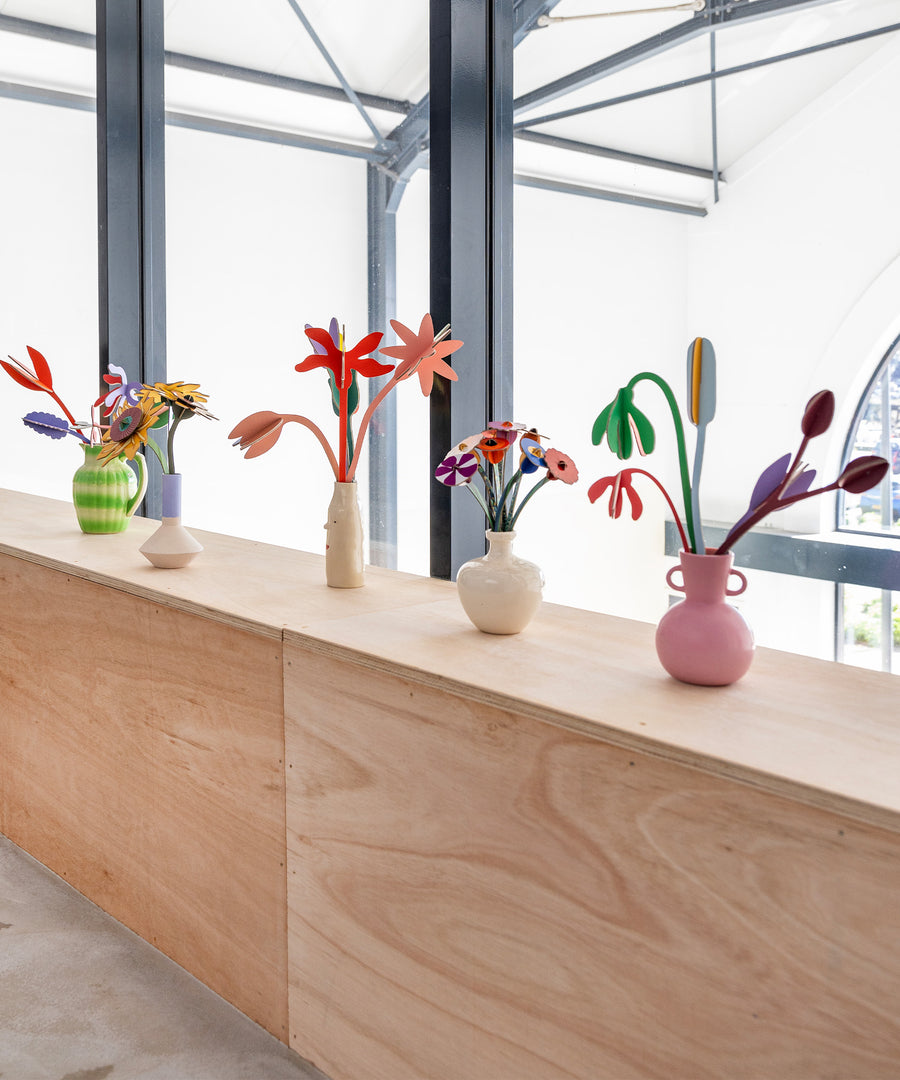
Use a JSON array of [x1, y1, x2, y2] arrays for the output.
[[435, 451, 479, 486]]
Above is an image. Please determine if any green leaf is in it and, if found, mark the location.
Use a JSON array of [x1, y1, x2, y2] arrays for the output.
[[591, 399, 615, 447], [327, 370, 360, 416], [150, 408, 169, 429]]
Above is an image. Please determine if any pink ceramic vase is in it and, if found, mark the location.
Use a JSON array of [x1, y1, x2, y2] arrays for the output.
[[655, 550, 755, 686]]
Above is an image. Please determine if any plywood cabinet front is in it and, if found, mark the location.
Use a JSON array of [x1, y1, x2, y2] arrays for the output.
[[0, 555, 289, 1041], [284, 649, 900, 1080]]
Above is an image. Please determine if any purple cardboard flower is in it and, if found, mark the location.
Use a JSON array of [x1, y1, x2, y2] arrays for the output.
[[435, 451, 479, 486]]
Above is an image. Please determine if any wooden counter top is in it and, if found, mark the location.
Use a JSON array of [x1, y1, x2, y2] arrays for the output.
[[3, 487, 898, 832]]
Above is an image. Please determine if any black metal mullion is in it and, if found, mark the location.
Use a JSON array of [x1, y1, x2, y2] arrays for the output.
[[96, 0, 166, 517], [430, 0, 514, 580]]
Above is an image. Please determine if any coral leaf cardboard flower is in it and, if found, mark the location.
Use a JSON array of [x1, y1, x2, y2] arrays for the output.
[[229, 411, 287, 459], [379, 314, 462, 396], [299, 328, 390, 387], [435, 451, 479, 486], [545, 448, 578, 484]]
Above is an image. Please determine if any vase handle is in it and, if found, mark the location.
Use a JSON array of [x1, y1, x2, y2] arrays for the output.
[[125, 452, 148, 518], [726, 569, 748, 596], [665, 566, 685, 593]]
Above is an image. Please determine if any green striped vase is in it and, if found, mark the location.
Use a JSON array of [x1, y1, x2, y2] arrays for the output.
[[72, 444, 147, 534]]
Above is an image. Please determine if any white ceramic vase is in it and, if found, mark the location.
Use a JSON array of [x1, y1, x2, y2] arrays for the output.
[[325, 481, 364, 588], [139, 473, 203, 569], [456, 530, 544, 634]]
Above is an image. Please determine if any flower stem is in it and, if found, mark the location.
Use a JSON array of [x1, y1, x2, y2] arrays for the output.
[[464, 481, 491, 521], [509, 474, 552, 529], [629, 372, 696, 552], [628, 468, 690, 552], [282, 415, 340, 480], [346, 373, 401, 481]]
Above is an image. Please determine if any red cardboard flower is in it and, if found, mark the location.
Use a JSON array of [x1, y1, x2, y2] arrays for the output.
[[298, 328, 391, 388]]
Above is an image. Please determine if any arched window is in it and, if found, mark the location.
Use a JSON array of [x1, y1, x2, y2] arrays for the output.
[[837, 335, 900, 674]]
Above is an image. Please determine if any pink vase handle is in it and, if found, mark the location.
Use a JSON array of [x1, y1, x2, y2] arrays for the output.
[[726, 569, 748, 596], [665, 566, 686, 592]]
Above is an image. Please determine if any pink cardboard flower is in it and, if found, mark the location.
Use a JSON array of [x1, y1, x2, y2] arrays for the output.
[[379, 313, 462, 395], [545, 448, 578, 484]]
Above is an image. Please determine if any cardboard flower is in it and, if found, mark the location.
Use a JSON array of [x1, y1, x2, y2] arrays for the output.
[[545, 448, 578, 484], [588, 471, 643, 521], [2, 346, 89, 442], [234, 314, 464, 486], [299, 328, 390, 387], [379, 314, 462, 396], [437, 419, 577, 531], [95, 362, 142, 416], [435, 451, 479, 486], [143, 381, 214, 419], [478, 434, 510, 465], [98, 398, 167, 465]]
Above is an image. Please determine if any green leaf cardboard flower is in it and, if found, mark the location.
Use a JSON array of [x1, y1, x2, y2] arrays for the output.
[[591, 386, 655, 460]]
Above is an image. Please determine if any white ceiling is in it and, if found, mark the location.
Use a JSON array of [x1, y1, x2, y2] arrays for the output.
[[2, 0, 898, 205]]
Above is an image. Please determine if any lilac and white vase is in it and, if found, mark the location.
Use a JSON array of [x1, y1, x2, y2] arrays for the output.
[[139, 473, 203, 569]]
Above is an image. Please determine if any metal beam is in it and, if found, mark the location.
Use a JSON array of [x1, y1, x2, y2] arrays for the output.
[[96, 0, 167, 518], [516, 19, 900, 129], [165, 51, 410, 115], [513, 0, 563, 44], [665, 522, 900, 591], [366, 165, 399, 570], [515, 128, 722, 181], [165, 110, 388, 161], [430, 0, 515, 580], [0, 15, 411, 117], [514, 0, 853, 115], [283, 0, 389, 151], [515, 173, 707, 216]]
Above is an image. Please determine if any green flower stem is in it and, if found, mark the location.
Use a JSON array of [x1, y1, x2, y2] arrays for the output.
[[464, 481, 491, 520], [629, 372, 696, 552], [493, 469, 522, 531], [509, 474, 552, 529], [145, 435, 168, 472], [166, 412, 182, 475]]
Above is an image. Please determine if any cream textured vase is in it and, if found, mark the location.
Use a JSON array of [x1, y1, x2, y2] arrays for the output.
[[139, 473, 203, 569], [325, 481, 364, 588], [456, 530, 544, 634]]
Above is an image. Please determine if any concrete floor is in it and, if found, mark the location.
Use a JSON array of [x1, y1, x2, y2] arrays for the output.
[[0, 835, 329, 1080]]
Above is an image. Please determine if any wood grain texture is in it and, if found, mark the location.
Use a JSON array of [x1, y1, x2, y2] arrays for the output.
[[284, 648, 900, 1080], [4, 488, 900, 833], [0, 554, 289, 1040]]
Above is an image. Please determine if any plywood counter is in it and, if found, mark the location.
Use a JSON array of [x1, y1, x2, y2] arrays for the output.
[[2, 488, 899, 1079]]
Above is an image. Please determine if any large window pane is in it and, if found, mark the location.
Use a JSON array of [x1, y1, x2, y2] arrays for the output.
[[164, 1, 429, 570], [513, 1, 900, 663], [0, 7, 97, 503]]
